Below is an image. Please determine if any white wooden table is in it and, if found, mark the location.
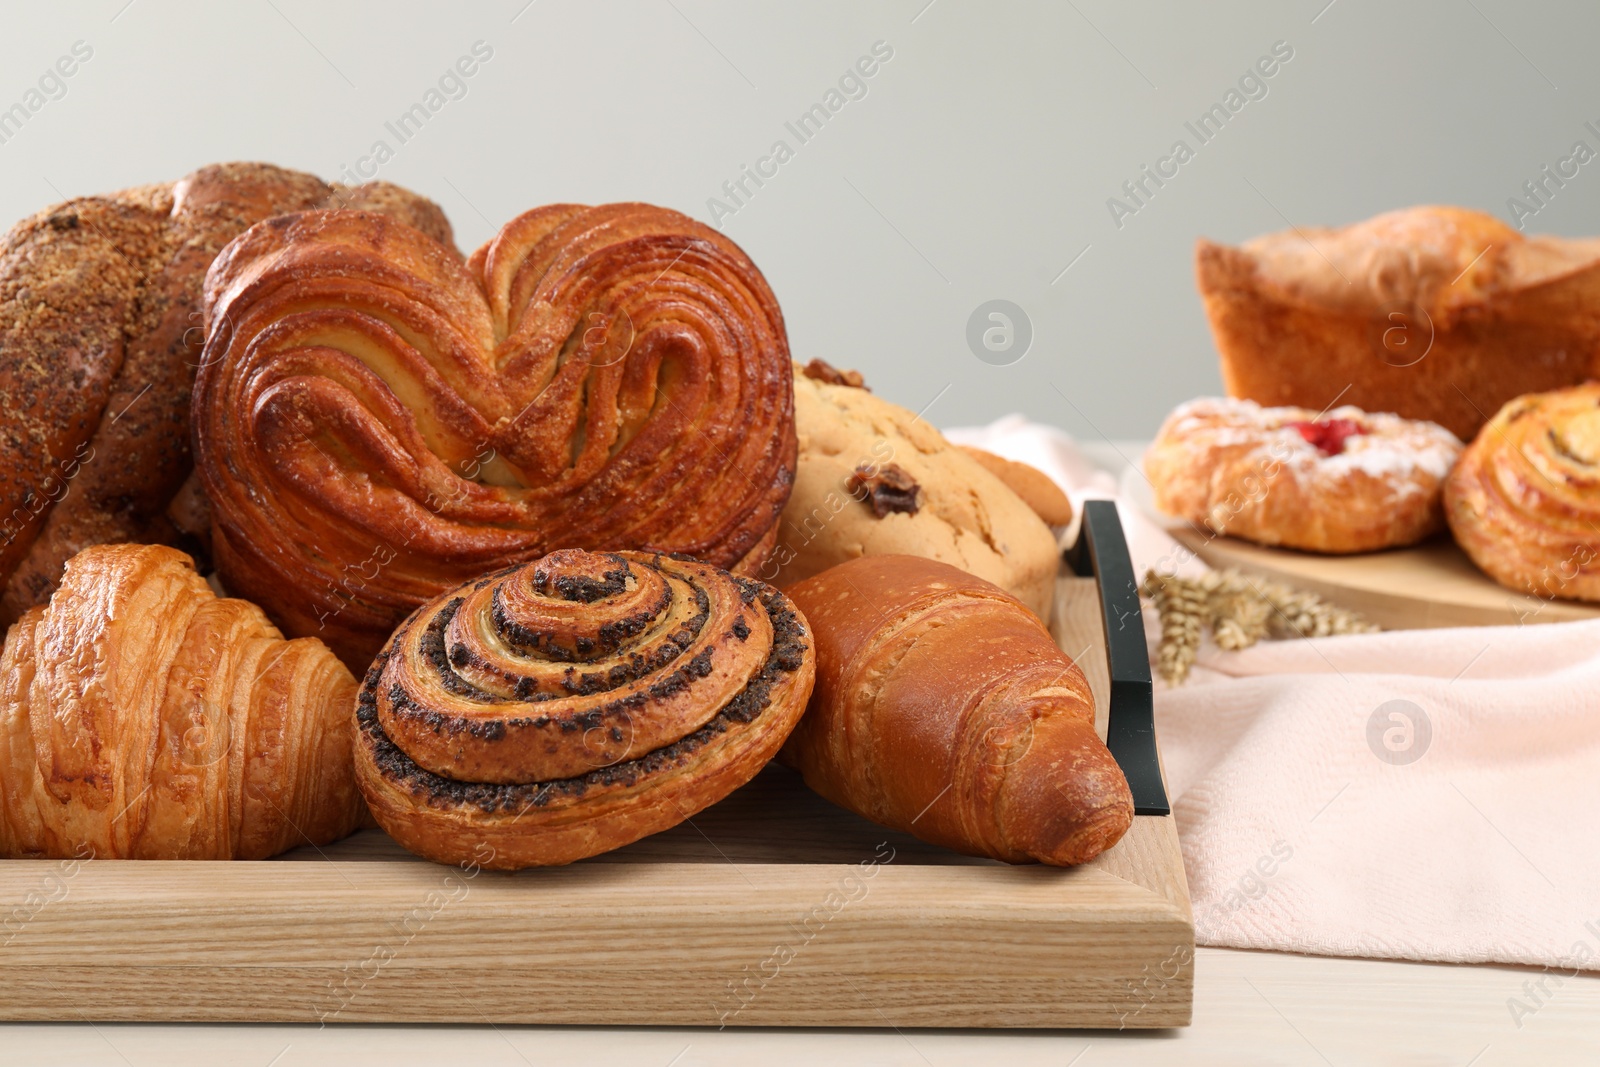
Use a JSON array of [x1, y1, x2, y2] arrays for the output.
[[5, 948, 1597, 1065]]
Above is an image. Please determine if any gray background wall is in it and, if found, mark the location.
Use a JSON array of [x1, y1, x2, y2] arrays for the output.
[[4, 0, 1598, 439]]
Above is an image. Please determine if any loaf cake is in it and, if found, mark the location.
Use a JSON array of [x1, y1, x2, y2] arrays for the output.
[[1197, 205, 1600, 440]]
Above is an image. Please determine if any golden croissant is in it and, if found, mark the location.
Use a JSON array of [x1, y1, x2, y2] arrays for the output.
[[782, 554, 1133, 866], [193, 203, 796, 671], [0, 544, 364, 860], [354, 548, 816, 870]]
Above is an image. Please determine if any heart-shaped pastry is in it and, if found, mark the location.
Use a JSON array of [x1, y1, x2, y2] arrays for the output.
[[194, 204, 795, 670]]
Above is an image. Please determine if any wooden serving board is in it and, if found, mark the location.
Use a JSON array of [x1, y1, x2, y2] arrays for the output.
[[0, 571, 1193, 1029], [1119, 465, 1600, 630], [1167, 527, 1600, 631]]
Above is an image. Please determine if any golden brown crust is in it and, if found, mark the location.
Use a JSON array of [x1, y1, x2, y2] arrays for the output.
[[781, 554, 1132, 866], [1197, 206, 1600, 440], [194, 203, 796, 672], [0, 163, 455, 627], [1145, 397, 1462, 554], [769, 369, 1059, 618], [0, 193, 169, 611], [0, 543, 363, 860], [324, 181, 455, 248], [1444, 383, 1600, 601], [352, 549, 815, 869], [956, 445, 1074, 526]]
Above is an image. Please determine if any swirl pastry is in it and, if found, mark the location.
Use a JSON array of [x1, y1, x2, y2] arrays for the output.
[[1145, 397, 1462, 553], [0, 162, 451, 628], [1198, 205, 1600, 440], [353, 549, 815, 869], [194, 204, 795, 671], [0, 544, 364, 860], [1445, 383, 1600, 601]]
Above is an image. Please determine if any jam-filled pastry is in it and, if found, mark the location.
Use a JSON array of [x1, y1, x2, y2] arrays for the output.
[[353, 549, 816, 869], [1145, 397, 1462, 553], [1445, 383, 1600, 601], [193, 203, 796, 672], [0, 544, 364, 860]]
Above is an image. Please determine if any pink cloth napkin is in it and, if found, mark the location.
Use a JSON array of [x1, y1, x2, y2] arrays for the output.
[[946, 417, 1600, 972]]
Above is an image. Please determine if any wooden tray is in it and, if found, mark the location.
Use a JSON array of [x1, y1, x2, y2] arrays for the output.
[[1168, 527, 1600, 630], [1122, 466, 1600, 630], [0, 513, 1192, 1029]]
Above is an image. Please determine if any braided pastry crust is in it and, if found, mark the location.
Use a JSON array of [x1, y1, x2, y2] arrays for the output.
[[1145, 397, 1462, 553], [1445, 383, 1600, 601], [0, 544, 363, 860], [353, 549, 815, 869], [194, 204, 795, 671]]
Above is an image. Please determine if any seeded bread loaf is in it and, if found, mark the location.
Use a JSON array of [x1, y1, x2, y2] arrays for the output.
[[0, 163, 453, 625]]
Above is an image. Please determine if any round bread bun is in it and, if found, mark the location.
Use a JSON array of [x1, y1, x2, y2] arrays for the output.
[[957, 445, 1074, 527], [768, 365, 1060, 618], [1145, 396, 1462, 554]]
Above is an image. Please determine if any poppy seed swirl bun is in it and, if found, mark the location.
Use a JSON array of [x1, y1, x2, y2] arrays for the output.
[[353, 549, 815, 869]]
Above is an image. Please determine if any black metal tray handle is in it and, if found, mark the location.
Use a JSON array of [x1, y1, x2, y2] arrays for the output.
[[1064, 499, 1171, 817]]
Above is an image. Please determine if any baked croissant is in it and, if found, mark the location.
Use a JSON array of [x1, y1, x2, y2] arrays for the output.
[[0, 162, 452, 628], [1444, 383, 1600, 601], [194, 204, 796, 671], [0, 544, 364, 860], [1198, 206, 1600, 440], [782, 554, 1133, 865], [354, 548, 815, 869]]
